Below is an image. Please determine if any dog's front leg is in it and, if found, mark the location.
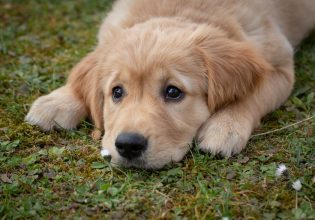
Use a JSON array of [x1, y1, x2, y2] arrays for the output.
[[25, 86, 87, 131], [197, 64, 295, 156], [25, 50, 102, 133]]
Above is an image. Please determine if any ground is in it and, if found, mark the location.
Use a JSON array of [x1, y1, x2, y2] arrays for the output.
[[0, 0, 314, 219]]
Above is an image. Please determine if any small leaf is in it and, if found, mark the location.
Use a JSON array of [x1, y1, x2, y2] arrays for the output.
[[22, 154, 38, 165], [166, 167, 183, 176], [76, 184, 89, 194], [0, 140, 20, 151], [7, 140, 20, 149], [270, 200, 281, 208], [292, 97, 306, 110], [293, 86, 310, 97], [292, 208, 306, 219], [107, 186, 119, 196], [306, 92, 314, 106], [37, 149, 48, 156], [48, 147, 65, 156], [98, 183, 111, 191], [91, 162, 106, 169]]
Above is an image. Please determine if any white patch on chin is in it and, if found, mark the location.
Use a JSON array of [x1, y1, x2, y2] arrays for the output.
[[100, 149, 111, 157]]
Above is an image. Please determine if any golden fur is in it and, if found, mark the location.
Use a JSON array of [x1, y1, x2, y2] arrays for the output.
[[26, 0, 315, 169]]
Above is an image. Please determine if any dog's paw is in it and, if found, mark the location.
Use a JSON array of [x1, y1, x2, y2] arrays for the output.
[[25, 87, 86, 131], [197, 111, 252, 157]]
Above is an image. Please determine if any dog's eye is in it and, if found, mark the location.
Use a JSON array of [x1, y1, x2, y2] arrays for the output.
[[112, 86, 124, 102], [165, 85, 183, 101]]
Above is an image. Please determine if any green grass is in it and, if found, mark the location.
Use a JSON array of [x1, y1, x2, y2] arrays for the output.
[[0, 0, 314, 219]]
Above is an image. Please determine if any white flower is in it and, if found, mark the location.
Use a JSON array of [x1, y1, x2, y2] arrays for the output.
[[222, 217, 229, 220], [275, 164, 287, 177], [100, 149, 110, 157], [292, 180, 302, 191]]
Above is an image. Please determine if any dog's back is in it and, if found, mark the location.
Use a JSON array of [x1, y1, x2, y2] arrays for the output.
[[101, 0, 315, 47], [270, 0, 315, 46]]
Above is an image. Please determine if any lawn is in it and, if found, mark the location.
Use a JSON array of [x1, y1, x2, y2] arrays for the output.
[[0, 0, 314, 219]]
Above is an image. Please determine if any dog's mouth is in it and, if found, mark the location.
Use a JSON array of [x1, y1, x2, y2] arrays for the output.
[[117, 156, 148, 168]]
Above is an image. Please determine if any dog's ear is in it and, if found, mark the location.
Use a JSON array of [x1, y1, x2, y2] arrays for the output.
[[67, 49, 104, 139], [192, 26, 272, 112]]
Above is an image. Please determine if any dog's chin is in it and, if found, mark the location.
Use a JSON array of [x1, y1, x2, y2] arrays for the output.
[[113, 156, 148, 169], [110, 153, 179, 169], [111, 156, 166, 170]]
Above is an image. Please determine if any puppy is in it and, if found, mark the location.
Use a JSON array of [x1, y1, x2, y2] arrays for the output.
[[26, 0, 315, 169]]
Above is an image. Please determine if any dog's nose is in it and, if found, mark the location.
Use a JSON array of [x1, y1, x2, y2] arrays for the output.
[[115, 132, 148, 159]]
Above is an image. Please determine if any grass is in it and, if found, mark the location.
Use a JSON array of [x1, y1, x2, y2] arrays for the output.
[[0, 0, 314, 219]]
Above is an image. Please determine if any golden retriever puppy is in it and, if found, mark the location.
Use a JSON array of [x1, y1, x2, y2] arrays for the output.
[[26, 0, 315, 169]]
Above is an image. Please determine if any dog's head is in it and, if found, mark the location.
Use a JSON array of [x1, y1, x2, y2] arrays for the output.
[[71, 19, 270, 169]]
